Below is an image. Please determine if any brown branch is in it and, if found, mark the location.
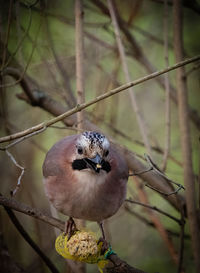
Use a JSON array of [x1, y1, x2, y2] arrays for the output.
[[107, 0, 152, 155], [4, 206, 59, 273], [173, 1, 200, 272], [1, 0, 13, 70], [144, 154, 185, 196], [5, 7, 32, 68], [0, 195, 148, 273], [134, 179, 179, 265], [125, 198, 182, 225], [0, 67, 188, 211], [92, 0, 200, 130], [75, 0, 85, 130], [1, 54, 199, 144], [44, 16, 76, 108], [124, 204, 190, 240], [0, 232, 25, 273], [0, 195, 65, 230], [177, 208, 185, 273], [91, 112, 183, 167], [1, 66, 188, 212], [0, 15, 42, 88], [162, 0, 171, 172]]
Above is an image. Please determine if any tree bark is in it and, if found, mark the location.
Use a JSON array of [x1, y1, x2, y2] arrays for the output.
[[173, 0, 200, 272]]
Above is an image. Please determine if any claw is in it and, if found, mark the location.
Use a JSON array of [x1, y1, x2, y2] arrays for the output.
[[64, 217, 77, 239], [98, 237, 110, 255]]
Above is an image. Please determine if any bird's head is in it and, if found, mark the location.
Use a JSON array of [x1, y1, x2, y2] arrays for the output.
[[73, 131, 110, 173]]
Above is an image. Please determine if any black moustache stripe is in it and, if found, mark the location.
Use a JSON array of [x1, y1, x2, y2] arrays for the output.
[[72, 158, 111, 173]]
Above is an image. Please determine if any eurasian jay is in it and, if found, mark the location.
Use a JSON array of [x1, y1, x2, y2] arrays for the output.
[[42, 131, 128, 239]]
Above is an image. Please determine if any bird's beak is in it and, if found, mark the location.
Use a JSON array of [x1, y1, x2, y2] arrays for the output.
[[85, 154, 102, 172]]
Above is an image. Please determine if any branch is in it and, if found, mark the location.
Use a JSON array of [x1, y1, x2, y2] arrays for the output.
[[107, 0, 152, 155], [75, 0, 85, 131], [1, 66, 187, 211], [1, 54, 199, 144], [173, 1, 200, 272], [125, 199, 182, 225], [4, 206, 59, 273], [144, 154, 185, 196], [124, 205, 190, 240], [162, 0, 171, 172], [0, 195, 148, 273], [133, 179, 179, 265], [93, 0, 200, 130], [0, 232, 25, 273]]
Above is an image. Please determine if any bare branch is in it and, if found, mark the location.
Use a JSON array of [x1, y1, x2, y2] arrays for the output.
[[0, 195, 65, 230], [4, 206, 59, 273], [0, 126, 46, 196], [1, 0, 13, 70], [0, 195, 148, 273], [133, 179, 179, 265], [0, 54, 199, 144], [4, 150, 25, 196], [173, 1, 200, 271], [125, 198, 182, 225], [124, 204, 190, 240], [144, 154, 185, 196], [177, 208, 185, 273], [0, 15, 42, 88], [93, 0, 200, 130], [107, 0, 152, 155], [75, 0, 85, 131], [162, 0, 171, 171]]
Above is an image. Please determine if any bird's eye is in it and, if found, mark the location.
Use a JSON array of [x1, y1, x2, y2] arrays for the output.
[[104, 150, 109, 157], [77, 147, 83, 154]]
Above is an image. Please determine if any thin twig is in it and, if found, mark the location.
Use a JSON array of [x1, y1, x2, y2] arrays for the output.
[[177, 208, 185, 273], [0, 14, 42, 88], [44, 16, 76, 108], [5, 150, 25, 196], [0, 126, 46, 150], [125, 198, 182, 225], [107, 0, 152, 155], [1, 0, 13, 71], [144, 154, 185, 196], [0, 127, 46, 196], [4, 205, 59, 273], [129, 167, 153, 176], [124, 204, 190, 240], [0, 195, 65, 230], [186, 61, 200, 76], [129, 153, 184, 196], [0, 55, 199, 144], [133, 179, 179, 265], [75, 0, 85, 131], [3, 8, 32, 69], [162, 0, 171, 171]]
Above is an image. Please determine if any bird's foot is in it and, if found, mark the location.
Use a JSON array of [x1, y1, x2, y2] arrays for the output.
[[98, 237, 110, 255], [64, 217, 77, 240]]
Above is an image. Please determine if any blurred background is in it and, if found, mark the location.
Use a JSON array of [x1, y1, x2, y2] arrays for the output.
[[0, 0, 200, 272]]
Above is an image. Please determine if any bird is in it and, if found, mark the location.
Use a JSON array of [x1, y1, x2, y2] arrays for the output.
[[42, 131, 129, 241]]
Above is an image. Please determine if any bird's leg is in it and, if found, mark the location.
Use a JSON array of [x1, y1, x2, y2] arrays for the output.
[[64, 217, 77, 239], [98, 221, 109, 254]]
